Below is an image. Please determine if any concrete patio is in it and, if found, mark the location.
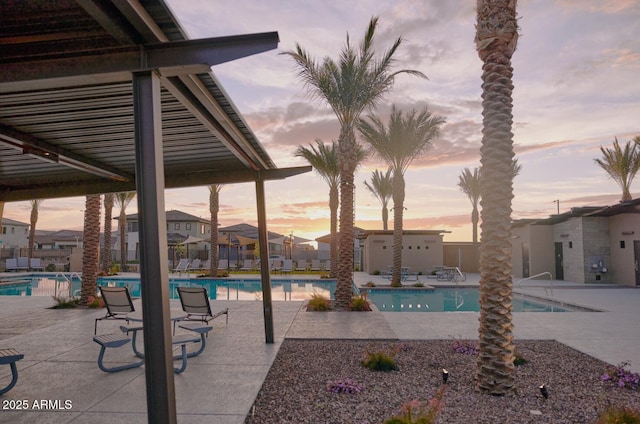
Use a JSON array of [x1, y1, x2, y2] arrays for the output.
[[0, 272, 638, 423]]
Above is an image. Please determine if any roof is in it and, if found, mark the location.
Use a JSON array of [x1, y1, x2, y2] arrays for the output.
[[512, 198, 640, 227], [1, 217, 28, 226], [126, 209, 208, 223], [0, 0, 310, 202]]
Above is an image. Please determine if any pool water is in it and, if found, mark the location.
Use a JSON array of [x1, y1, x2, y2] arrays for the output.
[[0, 275, 336, 302], [365, 288, 575, 312]]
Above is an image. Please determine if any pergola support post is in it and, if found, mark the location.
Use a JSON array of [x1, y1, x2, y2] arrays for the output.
[[132, 70, 177, 424], [255, 176, 274, 343]]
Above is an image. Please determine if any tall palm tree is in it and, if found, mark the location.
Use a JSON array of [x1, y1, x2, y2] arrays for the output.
[[208, 184, 223, 277], [284, 17, 425, 308], [28, 199, 43, 269], [359, 105, 445, 286], [595, 137, 640, 202], [102, 193, 114, 274], [80, 194, 101, 306], [114, 192, 136, 272], [458, 160, 522, 245], [475, 0, 519, 395], [364, 168, 393, 230], [295, 139, 366, 279]]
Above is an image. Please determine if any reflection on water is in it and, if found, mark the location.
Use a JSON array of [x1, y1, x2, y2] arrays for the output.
[[0, 276, 336, 301], [367, 288, 572, 313]]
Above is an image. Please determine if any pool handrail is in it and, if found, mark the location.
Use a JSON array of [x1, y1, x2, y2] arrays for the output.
[[54, 272, 83, 298], [517, 272, 553, 296]]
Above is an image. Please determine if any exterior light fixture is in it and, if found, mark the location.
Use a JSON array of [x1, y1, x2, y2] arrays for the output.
[[539, 384, 548, 399], [442, 368, 449, 384]]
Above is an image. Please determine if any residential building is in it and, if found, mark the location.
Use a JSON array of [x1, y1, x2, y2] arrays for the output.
[[511, 198, 640, 286], [0, 217, 29, 250]]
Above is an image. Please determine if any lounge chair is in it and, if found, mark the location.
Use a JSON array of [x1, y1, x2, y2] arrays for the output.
[[189, 258, 202, 271], [310, 259, 321, 272], [173, 258, 190, 272], [30, 258, 44, 271], [240, 259, 254, 271], [17, 257, 29, 271], [270, 259, 282, 273], [0, 348, 24, 395], [295, 260, 308, 272], [5, 258, 17, 272], [94, 286, 135, 334], [218, 259, 228, 270], [281, 259, 293, 274], [176, 287, 228, 328]]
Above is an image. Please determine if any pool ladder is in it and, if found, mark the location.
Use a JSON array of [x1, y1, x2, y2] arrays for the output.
[[517, 272, 553, 297], [54, 272, 82, 298]]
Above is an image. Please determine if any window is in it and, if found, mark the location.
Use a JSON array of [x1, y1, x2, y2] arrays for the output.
[[174, 223, 180, 230], [200, 224, 205, 234], [1, 227, 5, 234], [568, 241, 573, 248], [186, 223, 192, 230], [11, 227, 14, 234], [127, 222, 138, 232], [620, 240, 626, 249]]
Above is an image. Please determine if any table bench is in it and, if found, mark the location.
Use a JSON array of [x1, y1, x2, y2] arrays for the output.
[[0, 348, 24, 395]]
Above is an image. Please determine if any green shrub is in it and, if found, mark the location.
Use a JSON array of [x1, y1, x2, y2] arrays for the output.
[[45, 263, 57, 272], [413, 282, 425, 288], [384, 387, 445, 424], [513, 351, 528, 366], [362, 350, 398, 371], [349, 292, 371, 311], [307, 292, 330, 311], [51, 295, 80, 309], [597, 406, 640, 424], [364, 281, 376, 287]]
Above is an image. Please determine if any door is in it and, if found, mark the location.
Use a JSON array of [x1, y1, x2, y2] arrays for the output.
[[554, 242, 564, 280], [634, 241, 640, 286]]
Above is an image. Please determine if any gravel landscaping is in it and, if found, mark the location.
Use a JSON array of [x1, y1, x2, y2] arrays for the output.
[[245, 339, 640, 423]]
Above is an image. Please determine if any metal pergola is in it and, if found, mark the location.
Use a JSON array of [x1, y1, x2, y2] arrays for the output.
[[0, 1, 309, 423]]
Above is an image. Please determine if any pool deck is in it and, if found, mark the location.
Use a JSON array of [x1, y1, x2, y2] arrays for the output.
[[0, 271, 638, 423]]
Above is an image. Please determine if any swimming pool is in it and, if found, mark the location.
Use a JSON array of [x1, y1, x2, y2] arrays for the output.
[[365, 287, 580, 312], [0, 274, 336, 301]]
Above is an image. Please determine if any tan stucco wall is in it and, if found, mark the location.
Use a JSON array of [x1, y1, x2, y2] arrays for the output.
[[608, 214, 640, 286], [363, 234, 443, 275]]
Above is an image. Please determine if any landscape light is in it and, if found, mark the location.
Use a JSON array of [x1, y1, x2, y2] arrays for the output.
[[442, 368, 449, 384], [539, 384, 548, 399]]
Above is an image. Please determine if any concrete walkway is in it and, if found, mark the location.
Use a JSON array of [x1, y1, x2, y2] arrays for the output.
[[0, 272, 638, 422]]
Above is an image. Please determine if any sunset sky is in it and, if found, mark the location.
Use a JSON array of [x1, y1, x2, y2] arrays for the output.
[[4, 0, 640, 243]]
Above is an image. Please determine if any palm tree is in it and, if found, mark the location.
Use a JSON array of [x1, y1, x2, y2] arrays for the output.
[[364, 169, 393, 230], [595, 137, 640, 202], [102, 193, 114, 274], [475, 0, 519, 395], [284, 17, 426, 308], [28, 199, 43, 269], [114, 192, 136, 272], [359, 105, 445, 286], [208, 184, 223, 277], [295, 139, 366, 279], [80, 194, 101, 306], [458, 160, 522, 245]]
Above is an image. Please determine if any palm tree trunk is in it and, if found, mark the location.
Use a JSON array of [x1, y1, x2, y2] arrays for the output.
[[210, 188, 220, 277], [81, 195, 101, 306], [28, 202, 38, 269], [119, 209, 126, 271], [336, 125, 357, 309], [475, 0, 518, 396], [329, 185, 339, 279], [472, 207, 479, 245], [391, 173, 404, 287], [382, 205, 389, 231], [102, 193, 114, 274]]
